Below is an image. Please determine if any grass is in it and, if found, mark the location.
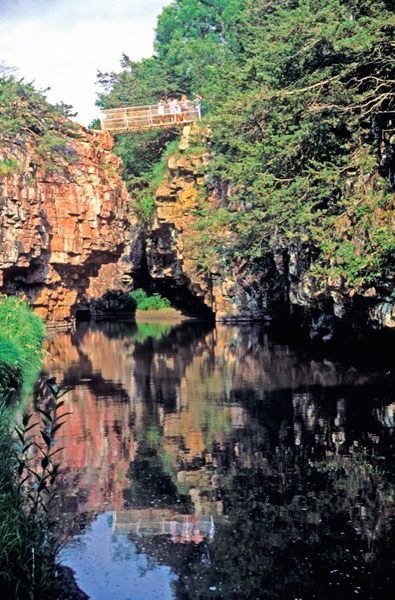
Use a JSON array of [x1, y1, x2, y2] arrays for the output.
[[0, 296, 45, 400], [0, 297, 60, 598]]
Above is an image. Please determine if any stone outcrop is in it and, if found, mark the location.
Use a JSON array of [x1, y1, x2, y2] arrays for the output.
[[147, 125, 288, 322], [147, 125, 395, 337], [0, 127, 139, 325]]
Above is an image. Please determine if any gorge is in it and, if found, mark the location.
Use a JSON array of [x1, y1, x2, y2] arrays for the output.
[[2, 0, 395, 340], [1, 123, 394, 339], [2, 2, 395, 599]]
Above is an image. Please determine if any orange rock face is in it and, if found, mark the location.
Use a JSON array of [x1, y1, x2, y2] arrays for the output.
[[0, 127, 136, 325], [146, 125, 286, 321]]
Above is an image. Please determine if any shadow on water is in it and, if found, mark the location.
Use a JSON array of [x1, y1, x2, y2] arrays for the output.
[[32, 321, 395, 600]]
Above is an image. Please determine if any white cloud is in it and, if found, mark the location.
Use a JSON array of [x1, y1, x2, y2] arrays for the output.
[[0, 0, 172, 124]]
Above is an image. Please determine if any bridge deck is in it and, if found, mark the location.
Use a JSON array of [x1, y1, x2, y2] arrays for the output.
[[100, 101, 201, 133]]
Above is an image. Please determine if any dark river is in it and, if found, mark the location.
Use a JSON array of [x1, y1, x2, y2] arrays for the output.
[[34, 321, 395, 600]]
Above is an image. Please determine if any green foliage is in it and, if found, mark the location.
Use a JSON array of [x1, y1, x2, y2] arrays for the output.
[[115, 129, 178, 180], [96, 1, 244, 111], [0, 297, 45, 400], [97, 54, 174, 109], [97, 0, 395, 291], [88, 117, 101, 130], [123, 137, 180, 224], [0, 340, 22, 402], [15, 379, 69, 516], [129, 288, 171, 311], [201, 0, 395, 287], [0, 75, 79, 174], [0, 158, 24, 176], [185, 203, 231, 274], [154, 0, 243, 98]]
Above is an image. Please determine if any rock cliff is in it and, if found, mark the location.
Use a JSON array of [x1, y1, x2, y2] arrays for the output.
[[1, 120, 394, 338], [0, 127, 138, 325], [146, 126, 288, 322], [147, 126, 395, 338]]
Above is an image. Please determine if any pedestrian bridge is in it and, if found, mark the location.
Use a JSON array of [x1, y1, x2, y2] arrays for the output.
[[100, 101, 201, 133]]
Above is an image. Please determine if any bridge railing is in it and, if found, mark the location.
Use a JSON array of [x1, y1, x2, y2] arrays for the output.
[[100, 101, 201, 132]]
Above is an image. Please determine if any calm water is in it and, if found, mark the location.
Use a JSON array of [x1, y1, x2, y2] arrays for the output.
[[34, 321, 395, 600]]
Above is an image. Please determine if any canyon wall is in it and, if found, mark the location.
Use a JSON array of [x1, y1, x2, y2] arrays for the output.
[[1, 122, 394, 338], [0, 128, 141, 325], [146, 126, 289, 322], [147, 126, 395, 338]]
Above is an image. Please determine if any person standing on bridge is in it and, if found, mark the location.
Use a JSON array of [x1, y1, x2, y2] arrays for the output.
[[180, 95, 188, 122], [168, 97, 176, 123], [158, 98, 165, 124], [176, 99, 182, 122], [194, 93, 202, 118]]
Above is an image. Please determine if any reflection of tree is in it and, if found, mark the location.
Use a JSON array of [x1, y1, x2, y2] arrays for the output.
[[123, 441, 191, 511], [218, 446, 395, 599], [130, 430, 395, 600], [128, 381, 395, 600]]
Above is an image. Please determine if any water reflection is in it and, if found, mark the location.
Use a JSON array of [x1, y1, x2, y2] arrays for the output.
[[34, 322, 395, 599]]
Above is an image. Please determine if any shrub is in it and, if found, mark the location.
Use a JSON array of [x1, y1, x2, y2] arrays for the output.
[[0, 158, 24, 176], [124, 137, 181, 225], [0, 75, 79, 176], [129, 288, 171, 311]]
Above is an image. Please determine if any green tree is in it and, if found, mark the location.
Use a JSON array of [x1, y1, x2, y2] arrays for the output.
[[154, 0, 243, 97], [97, 0, 395, 290], [96, 0, 244, 109], [96, 54, 173, 109], [205, 0, 395, 286]]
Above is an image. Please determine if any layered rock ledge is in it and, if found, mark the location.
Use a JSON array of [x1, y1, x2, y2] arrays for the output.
[[0, 127, 137, 326]]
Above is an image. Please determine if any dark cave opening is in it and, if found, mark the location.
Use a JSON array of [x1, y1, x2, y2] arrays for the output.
[[125, 248, 215, 321]]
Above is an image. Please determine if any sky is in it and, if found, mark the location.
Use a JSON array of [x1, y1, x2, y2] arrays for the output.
[[0, 0, 172, 125]]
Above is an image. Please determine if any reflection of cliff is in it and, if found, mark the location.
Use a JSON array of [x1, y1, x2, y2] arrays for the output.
[[35, 322, 395, 535], [114, 511, 215, 545], [33, 321, 395, 599]]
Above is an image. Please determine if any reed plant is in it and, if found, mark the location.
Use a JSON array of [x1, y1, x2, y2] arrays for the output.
[[0, 379, 69, 599]]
